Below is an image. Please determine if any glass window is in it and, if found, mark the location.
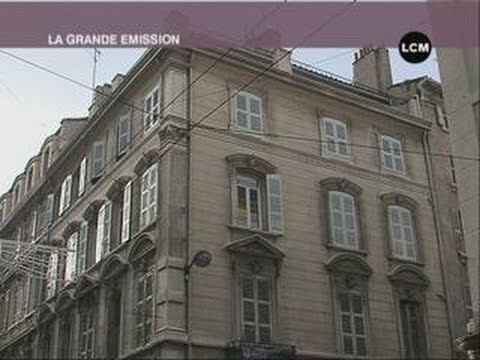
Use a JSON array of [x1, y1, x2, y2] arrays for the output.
[[338, 292, 367, 356], [235, 92, 263, 132], [144, 87, 160, 132], [78, 157, 87, 196], [400, 300, 427, 359], [241, 275, 272, 344], [59, 175, 72, 215], [95, 202, 111, 262], [136, 266, 154, 346], [117, 116, 131, 155], [79, 308, 95, 359], [329, 191, 358, 249], [381, 136, 405, 174], [64, 232, 78, 285], [76, 221, 88, 275], [92, 141, 106, 179], [389, 206, 416, 260], [236, 175, 261, 229]]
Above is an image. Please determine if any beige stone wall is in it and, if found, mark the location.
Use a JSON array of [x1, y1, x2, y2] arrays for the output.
[[188, 52, 452, 358]]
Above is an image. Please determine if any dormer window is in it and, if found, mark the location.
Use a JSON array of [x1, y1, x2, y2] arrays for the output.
[[27, 166, 35, 191]]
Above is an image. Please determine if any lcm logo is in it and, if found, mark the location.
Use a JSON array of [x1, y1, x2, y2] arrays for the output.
[[399, 31, 432, 63]]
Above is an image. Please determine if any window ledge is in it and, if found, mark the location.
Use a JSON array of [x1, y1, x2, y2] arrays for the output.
[[387, 255, 425, 267], [228, 224, 282, 239], [326, 243, 367, 256], [322, 152, 353, 165]]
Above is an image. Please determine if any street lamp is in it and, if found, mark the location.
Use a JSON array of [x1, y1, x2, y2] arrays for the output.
[[185, 250, 212, 279]]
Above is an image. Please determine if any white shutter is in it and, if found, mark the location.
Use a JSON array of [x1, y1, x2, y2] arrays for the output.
[[140, 171, 149, 228], [103, 202, 111, 255], [121, 181, 132, 243], [92, 141, 105, 178], [46, 252, 58, 298], [96, 204, 106, 262], [148, 164, 158, 224], [266, 174, 283, 233], [77, 221, 88, 275], [79, 157, 87, 196], [30, 210, 37, 241], [65, 233, 78, 284], [59, 175, 72, 214]]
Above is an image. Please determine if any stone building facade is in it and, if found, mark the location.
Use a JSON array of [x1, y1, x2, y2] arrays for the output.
[[0, 48, 470, 359]]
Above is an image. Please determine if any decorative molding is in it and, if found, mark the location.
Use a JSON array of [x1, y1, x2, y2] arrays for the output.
[[99, 254, 128, 281], [82, 199, 106, 222], [387, 263, 429, 288], [134, 148, 161, 175], [324, 252, 373, 277], [225, 234, 285, 260], [62, 221, 81, 240], [226, 153, 277, 175], [128, 231, 156, 263]]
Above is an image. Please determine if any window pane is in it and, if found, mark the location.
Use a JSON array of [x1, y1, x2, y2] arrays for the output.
[[339, 294, 350, 312], [338, 142, 348, 155], [244, 324, 256, 343], [384, 154, 393, 169], [242, 278, 254, 299], [394, 241, 404, 256], [249, 189, 260, 229], [334, 228, 344, 244], [257, 279, 269, 301], [327, 139, 336, 152], [336, 124, 346, 139], [342, 315, 352, 334], [394, 157, 404, 172], [258, 303, 270, 324], [237, 186, 248, 226], [326, 121, 334, 136], [250, 115, 262, 131], [250, 98, 261, 114], [333, 212, 343, 227], [401, 211, 411, 226], [406, 244, 415, 259], [243, 301, 255, 322], [237, 111, 247, 128], [345, 214, 355, 230], [259, 326, 271, 344], [352, 295, 363, 314], [382, 139, 391, 153], [331, 193, 341, 210], [237, 94, 247, 110], [354, 316, 365, 335], [390, 208, 400, 224], [343, 336, 354, 354], [356, 337, 367, 355], [392, 141, 401, 155], [392, 225, 402, 240]]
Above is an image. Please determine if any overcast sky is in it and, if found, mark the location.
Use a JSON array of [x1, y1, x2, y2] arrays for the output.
[[0, 48, 440, 194]]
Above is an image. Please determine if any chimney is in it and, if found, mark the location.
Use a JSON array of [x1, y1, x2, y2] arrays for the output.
[[353, 47, 393, 91], [89, 83, 112, 117]]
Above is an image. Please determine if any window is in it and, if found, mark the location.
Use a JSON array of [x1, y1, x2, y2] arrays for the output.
[[78, 157, 87, 196], [121, 181, 132, 243], [59, 175, 72, 215], [26, 167, 34, 191], [140, 163, 158, 228], [241, 275, 272, 344], [389, 206, 416, 260], [64, 232, 78, 285], [135, 266, 154, 346], [0, 200, 6, 222], [92, 141, 106, 179], [45, 193, 55, 226], [30, 210, 37, 241], [95, 202, 111, 262], [117, 116, 131, 155], [144, 87, 160, 132], [234, 91, 263, 132], [338, 292, 367, 356], [449, 155, 457, 185], [381, 135, 405, 174], [323, 118, 349, 158], [79, 308, 95, 359], [399, 300, 427, 359], [435, 105, 449, 129], [42, 147, 50, 176], [14, 183, 21, 205], [236, 175, 261, 230], [329, 191, 358, 249], [76, 221, 88, 275], [45, 251, 59, 299]]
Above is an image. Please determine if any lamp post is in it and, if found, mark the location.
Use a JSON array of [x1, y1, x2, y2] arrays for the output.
[[185, 250, 212, 358]]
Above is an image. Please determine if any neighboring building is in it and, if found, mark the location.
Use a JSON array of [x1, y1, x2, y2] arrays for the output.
[[436, 46, 479, 358], [0, 48, 470, 359]]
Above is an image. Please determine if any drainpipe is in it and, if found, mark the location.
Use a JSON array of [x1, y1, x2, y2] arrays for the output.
[[421, 129, 455, 358], [185, 51, 193, 360]]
